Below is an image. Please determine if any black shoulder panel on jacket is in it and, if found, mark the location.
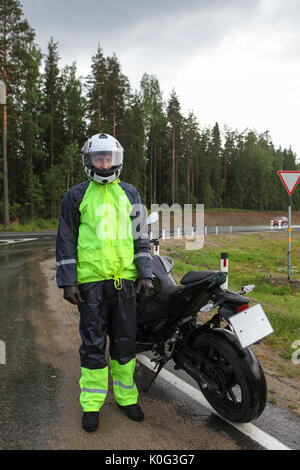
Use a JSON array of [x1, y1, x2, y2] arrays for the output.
[[68, 180, 90, 209], [118, 181, 139, 206]]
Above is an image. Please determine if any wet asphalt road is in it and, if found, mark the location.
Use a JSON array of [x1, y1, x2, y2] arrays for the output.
[[0, 236, 299, 451], [0, 240, 61, 449], [0, 238, 241, 451]]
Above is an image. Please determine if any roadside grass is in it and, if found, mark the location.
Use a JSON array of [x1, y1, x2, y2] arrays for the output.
[[0, 218, 58, 232], [161, 231, 300, 379]]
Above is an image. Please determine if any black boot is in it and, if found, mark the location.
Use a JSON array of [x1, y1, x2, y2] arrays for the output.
[[82, 411, 99, 432], [117, 403, 144, 422]]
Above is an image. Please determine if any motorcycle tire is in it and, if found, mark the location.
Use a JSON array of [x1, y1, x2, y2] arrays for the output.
[[192, 330, 267, 423]]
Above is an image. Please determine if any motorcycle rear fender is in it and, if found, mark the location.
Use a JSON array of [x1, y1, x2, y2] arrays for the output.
[[193, 328, 268, 386], [218, 305, 236, 323], [189, 326, 247, 359]]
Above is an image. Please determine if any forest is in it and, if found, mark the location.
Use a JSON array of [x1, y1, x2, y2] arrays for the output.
[[1, 0, 300, 229]]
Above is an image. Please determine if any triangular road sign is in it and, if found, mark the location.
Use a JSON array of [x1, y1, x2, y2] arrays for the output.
[[278, 171, 300, 196]]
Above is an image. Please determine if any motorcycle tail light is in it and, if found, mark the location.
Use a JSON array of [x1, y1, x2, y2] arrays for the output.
[[236, 304, 249, 312]]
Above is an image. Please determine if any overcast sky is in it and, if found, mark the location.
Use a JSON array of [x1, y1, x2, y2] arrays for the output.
[[21, 0, 300, 160]]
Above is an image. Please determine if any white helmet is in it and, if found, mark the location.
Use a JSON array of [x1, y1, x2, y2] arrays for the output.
[[81, 133, 124, 184]]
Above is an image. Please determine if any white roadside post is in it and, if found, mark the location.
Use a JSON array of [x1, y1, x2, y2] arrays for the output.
[[147, 211, 159, 256], [277, 171, 300, 281], [153, 239, 160, 256], [220, 252, 228, 290]]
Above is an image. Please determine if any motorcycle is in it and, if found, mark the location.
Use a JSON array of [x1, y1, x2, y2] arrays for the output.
[[136, 212, 273, 423]]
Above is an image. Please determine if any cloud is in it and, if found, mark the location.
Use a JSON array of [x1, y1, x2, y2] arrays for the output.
[[21, 0, 261, 60], [20, 0, 300, 157]]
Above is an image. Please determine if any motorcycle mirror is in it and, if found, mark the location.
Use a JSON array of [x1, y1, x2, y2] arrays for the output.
[[242, 284, 255, 293], [147, 211, 159, 225]]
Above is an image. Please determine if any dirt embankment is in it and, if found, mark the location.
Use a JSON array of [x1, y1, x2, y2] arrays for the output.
[[203, 210, 300, 226]]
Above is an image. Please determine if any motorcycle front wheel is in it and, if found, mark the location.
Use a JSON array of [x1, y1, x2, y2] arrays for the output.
[[192, 330, 267, 423]]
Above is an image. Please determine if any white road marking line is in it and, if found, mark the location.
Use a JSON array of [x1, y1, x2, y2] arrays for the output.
[[137, 354, 291, 451], [0, 238, 38, 244]]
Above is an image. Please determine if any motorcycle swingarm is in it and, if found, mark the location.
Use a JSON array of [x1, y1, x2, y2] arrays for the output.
[[174, 346, 220, 392]]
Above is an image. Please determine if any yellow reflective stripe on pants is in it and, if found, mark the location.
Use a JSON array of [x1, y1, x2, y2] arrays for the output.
[[79, 366, 108, 412], [110, 358, 138, 406]]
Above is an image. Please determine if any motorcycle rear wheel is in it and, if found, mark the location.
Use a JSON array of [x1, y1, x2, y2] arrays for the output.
[[192, 331, 267, 423]]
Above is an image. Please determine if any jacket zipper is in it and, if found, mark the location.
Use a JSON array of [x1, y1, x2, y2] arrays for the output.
[[105, 184, 122, 290]]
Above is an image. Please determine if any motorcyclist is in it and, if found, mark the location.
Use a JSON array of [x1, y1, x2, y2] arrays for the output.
[[56, 133, 153, 432]]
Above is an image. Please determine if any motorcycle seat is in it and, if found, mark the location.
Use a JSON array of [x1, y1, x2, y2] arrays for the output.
[[180, 270, 222, 285]]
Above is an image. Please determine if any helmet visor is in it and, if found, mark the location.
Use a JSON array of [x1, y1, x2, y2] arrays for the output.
[[88, 151, 122, 170]]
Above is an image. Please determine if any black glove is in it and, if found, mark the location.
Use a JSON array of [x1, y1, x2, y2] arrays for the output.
[[63, 285, 84, 305], [136, 278, 154, 297]]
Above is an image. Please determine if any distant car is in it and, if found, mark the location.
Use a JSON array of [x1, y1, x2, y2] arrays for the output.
[[270, 216, 288, 226]]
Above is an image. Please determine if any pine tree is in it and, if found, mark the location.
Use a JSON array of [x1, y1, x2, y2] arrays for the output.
[[167, 89, 183, 204], [223, 128, 238, 207], [208, 122, 223, 207], [61, 62, 87, 186], [105, 53, 130, 138], [43, 37, 62, 169], [86, 49, 130, 139], [119, 92, 145, 195], [20, 43, 45, 220], [86, 44, 107, 135], [0, 0, 35, 228], [140, 73, 166, 205], [182, 112, 199, 204], [196, 128, 214, 207]]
